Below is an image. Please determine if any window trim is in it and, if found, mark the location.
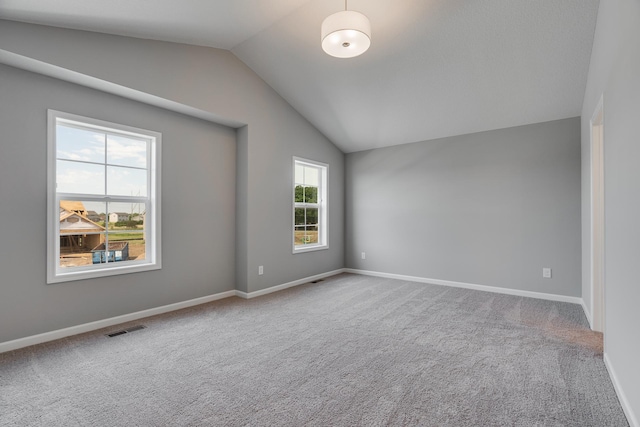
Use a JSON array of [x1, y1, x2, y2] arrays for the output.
[[292, 157, 328, 254], [47, 110, 162, 284]]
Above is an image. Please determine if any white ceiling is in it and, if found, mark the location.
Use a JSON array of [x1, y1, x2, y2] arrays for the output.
[[0, 0, 600, 153]]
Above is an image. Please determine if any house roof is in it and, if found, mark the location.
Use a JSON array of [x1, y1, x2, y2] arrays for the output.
[[59, 210, 105, 234], [60, 200, 86, 213]]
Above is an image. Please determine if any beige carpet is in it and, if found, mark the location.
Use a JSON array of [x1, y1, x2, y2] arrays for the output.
[[0, 274, 629, 426]]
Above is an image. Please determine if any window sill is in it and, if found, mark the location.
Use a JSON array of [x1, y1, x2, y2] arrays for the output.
[[47, 261, 161, 284], [293, 244, 329, 254]]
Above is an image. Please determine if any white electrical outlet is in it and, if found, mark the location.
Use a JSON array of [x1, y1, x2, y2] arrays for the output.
[[361, 252, 366, 260], [258, 265, 264, 276], [543, 268, 552, 279]]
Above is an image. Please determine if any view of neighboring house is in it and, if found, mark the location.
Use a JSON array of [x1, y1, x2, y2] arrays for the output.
[[86, 211, 102, 222], [59, 206, 105, 252], [108, 212, 129, 223]]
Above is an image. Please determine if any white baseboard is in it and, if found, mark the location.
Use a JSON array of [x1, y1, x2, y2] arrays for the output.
[[0, 290, 236, 354], [0, 268, 589, 355], [0, 269, 347, 353], [604, 353, 639, 427], [581, 299, 593, 329], [235, 268, 346, 299], [344, 269, 584, 305]]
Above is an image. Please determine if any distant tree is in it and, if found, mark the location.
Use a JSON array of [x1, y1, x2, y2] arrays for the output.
[[306, 209, 318, 225], [295, 207, 318, 225]]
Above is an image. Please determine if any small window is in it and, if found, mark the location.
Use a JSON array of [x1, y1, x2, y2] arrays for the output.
[[47, 110, 161, 283], [293, 157, 328, 253]]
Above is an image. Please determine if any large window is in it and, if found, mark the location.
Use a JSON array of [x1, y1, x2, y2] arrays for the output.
[[47, 110, 161, 283], [293, 157, 328, 253]]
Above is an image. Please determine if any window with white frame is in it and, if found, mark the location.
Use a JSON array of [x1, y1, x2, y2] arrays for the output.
[[47, 110, 161, 283], [293, 157, 328, 252]]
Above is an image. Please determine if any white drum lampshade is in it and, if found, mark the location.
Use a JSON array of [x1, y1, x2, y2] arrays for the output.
[[321, 10, 371, 58]]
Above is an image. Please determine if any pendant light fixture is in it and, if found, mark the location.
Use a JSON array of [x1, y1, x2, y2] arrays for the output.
[[321, 0, 371, 58]]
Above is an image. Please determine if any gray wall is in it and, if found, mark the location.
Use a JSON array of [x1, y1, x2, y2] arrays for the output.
[[0, 20, 345, 297], [581, 0, 640, 422], [346, 118, 581, 297], [0, 63, 236, 342]]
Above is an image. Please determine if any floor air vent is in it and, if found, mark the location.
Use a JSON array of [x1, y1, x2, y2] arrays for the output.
[[106, 325, 146, 337]]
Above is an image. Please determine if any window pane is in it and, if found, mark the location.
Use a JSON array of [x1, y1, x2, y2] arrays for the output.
[[107, 166, 148, 197], [294, 226, 307, 246], [106, 201, 146, 262], [107, 232, 145, 262], [60, 234, 106, 268], [60, 200, 106, 227], [304, 186, 318, 203], [107, 135, 147, 168], [59, 200, 106, 268], [295, 207, 305, 225], [295, 164, 304, 186], [81, 201, 108, 226], [305, 208, 318, 225], [107, 202, 146, 230], [294, 226, 319, 246], [305, 226, 319, 244], [56, 124, 105, 163], [295, 185, 305, 203], [304, 166, 319, 186], [57, 160, 105, 195]]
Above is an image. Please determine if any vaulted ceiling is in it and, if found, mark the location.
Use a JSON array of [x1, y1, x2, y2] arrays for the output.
[[0, 0, 600, 152]]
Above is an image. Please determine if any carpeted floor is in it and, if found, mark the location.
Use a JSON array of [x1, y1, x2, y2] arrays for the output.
[[0, 274, 629, 426]]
